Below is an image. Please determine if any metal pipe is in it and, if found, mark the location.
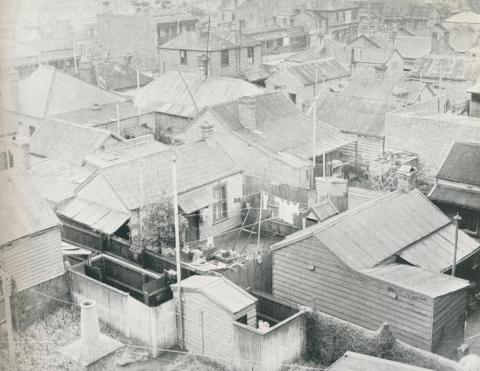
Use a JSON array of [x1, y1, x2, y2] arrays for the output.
[[452, 213, 461, 277]]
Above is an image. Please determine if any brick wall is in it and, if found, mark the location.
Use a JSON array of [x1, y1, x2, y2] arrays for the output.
[[385, 107, 480, 180], [158, 45, 262, 77]]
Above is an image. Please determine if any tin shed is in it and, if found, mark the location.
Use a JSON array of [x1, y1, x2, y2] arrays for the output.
[[171, 275, 257, 362]]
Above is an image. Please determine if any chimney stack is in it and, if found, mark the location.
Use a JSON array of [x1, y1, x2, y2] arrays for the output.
[[374, 65, 387, 79], [238, 96, 256, 130], [396, 165, 417, 192], [197, 54, 209, 81], [14, 121, 31, 170], [200, 124, 215, 143], [80, 300, 101, 345], [78, 55, 96, 85]]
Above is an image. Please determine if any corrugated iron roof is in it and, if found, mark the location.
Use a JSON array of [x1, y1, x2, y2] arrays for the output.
[[159, 31, 237, 51], [328, 351, 433, 371], [428, 183, 480, 211], [94, 61, 153, 91], [0, 65, 125, 118], [314, 93, 399, 137], [0, 170, 60, 245], [399, 223, 480, 272], [171, 275, 257, 314], [56, 197, 130, 235], [437, 141, 480, 186], [361, 264, 470, 298], [208, 91, 354, 166], [284, 58, 350, 86], [304, 199, 339, 222], [135, 71, 263, 118], [272, 190, 456, 270], [81, 141, 242, 211], [394, 36, 432, 60], [30, 119, 121, 166], [409, 54, 480, 82]]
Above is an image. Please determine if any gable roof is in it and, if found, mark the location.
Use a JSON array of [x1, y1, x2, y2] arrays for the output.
[[159, 31, 237, 51], [80, 141, 242, 211], [409, 55, 480, 82], [206, 91, 354, 166], [171, 275, 257, 314], [94, 61, 153, 91], [440, 23, 480, 53], [280, 58, 350, 86], [0, 170, 60, 245], [394, 36, 432, 60], [437, 141, 480, 186], [342, 78, 427, 105], [30, 119, 121, 166], [272, 190, 458, 270], [0, 65, 125, 118], [304, 199, 339, 222], [212, 29, 262, 48], [328, 351, 433, 371], [135, 71, 263, 118], [354, 48, 399, 65], [315, 93, 399, 137]]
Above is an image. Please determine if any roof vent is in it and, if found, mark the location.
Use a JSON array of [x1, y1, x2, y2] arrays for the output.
[[90, 103, 103, 110]]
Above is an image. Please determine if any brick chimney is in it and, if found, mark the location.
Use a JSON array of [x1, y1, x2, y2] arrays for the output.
[[396, 165, 417, 192], [238, 96, 256, 130], [197, 54, 209, 81]]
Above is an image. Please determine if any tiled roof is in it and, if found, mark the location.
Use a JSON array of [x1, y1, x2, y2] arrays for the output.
[[394, 36, 432, 60], [283, 58, 350, 85], [342, 78, 427, 105], [314, 93, 399, 137], [30, 119, 121, 166], [0, 169, 60, 245], [0, 65, 125, 118], [428, 183, 480, 211], [94, 61, 153, 91], [272, 189, 462, 271], [82, 141, 242, 211], [135, 71, 263, 118], [361, 264, 470, 298], [409, 54, 480, 82], [208, 91, 354, 165], [52, 101, 148, 128], [159, 31, 237, 51], [437, 141, 480, 186], [171, 275, 257, 314]]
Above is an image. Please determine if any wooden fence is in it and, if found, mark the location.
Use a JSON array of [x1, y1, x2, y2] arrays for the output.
[[233, 311, 306, 371], [68, 256, 177, 354], [219, 251, 273, 294]]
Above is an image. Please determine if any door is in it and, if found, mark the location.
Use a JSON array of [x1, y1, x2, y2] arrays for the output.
[[184, 212, 200, 243]]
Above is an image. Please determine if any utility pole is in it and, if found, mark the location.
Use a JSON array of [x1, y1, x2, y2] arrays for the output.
[[172, 156, 184, 348], [137, 69, 142, 119], [452, 213, 462, 277], [73, 39, 79, 75], [0, 269, 16, 371], [116, 102, 121, 135]]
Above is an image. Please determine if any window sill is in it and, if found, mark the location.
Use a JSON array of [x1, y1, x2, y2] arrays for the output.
[[212, 217, 229, 226]]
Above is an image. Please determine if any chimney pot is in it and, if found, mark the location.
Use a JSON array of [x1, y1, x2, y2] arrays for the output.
[[396, 166, 417, 192], [238, 96, 256, 130]]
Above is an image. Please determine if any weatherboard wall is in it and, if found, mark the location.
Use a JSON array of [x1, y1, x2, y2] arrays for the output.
[[271, 236, 437, 351]]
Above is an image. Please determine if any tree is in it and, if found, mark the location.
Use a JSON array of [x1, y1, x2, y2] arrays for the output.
[[129, 198, 188, 255]]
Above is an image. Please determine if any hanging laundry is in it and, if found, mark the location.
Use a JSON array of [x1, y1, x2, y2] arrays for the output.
[[276, 197, 300, 225], [261, 191, 269, 210]]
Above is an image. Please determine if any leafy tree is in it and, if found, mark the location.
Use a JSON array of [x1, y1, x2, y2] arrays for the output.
[[130, 198, 188, 255]]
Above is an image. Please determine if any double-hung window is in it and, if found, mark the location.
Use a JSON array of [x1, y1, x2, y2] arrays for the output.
[[180, 49, 187, 65], [221, 50, 229, 67], [247, 47, 254, 64], [213, 184, 228, 222]]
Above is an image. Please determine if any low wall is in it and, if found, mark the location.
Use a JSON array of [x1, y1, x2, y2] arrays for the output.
[[68, 258, 177, 355], [233, 312, 306, 371], [305, 310, 461, 371]]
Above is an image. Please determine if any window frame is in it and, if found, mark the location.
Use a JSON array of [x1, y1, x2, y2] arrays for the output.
[[221, 50, 229, 67], [180, 49, 187, 65], [247, 46, 255, 64], [213, 183, 228, 222]]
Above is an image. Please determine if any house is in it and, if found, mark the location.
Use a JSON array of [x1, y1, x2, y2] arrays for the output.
[[0, 170, 64, 293], [265, 58, 350, 111], [385, 97, 480, 180], [185, 91, 355, 189], [157, 30, 263, 78], [51, 101, 156, 139], [134, 70, 263, 139], [291, 9, 329, 47], [56, 140, 245, 245], [242, 23, 310, 55], [438, 12, 480, 54], [308, 0, 360, 42], [0, 65, 125, 134], [153, 11, 199, 46], [428, 141, 480, 244], [328, 351, 433, 371], [271, 189, 477, 357], [408, 54, 480, 103], [171, 275, 306, 371], [394, 36, 434, 69], [30, 119, 123, 166], [352, 48, 405, 80]]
